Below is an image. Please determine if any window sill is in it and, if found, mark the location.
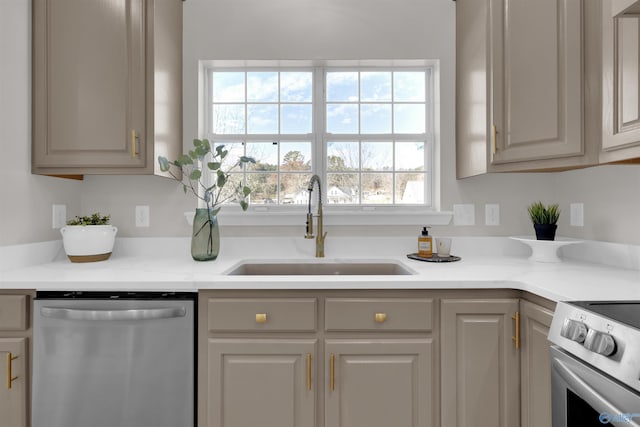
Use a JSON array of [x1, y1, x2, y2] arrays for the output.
[[184, 209, 453, 227]]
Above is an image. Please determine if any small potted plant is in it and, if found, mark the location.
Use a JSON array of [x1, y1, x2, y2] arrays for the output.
[[158, 138, 255, 261], [527, 202, 560, 241], [61, 213, 118, 262]]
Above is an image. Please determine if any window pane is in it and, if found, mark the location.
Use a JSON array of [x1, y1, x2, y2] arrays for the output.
[[327, 173, 359, 204], [215, 172, 243, 203], [361, 72, 391, 101], [281, 72, 312, 102], [393, 72, 425, 102], [395, 173, 425, 204], [280, 143, 312, 171], [326, 72, 358, 102], [280, 173, 312, 204], [247, 72, 278, 102], [362, 142, 392, 171], [247, 104, 278, 134], [395, 142, 425, 171], [361, 104, 391, 134], [281, 104, 312, 134], [327, 141, 359, 170], [246, 173, 278, 204], [212, 72, 245, 102], [362, 173, 392, 204], [327, 104, 358, 133], [246, 142, 278, 172], [212, 105, 245, 134], [394, 104, 426, 133], [213, 142, 244, 170]]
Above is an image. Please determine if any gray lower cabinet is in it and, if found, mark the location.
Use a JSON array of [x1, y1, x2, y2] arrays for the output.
[[0, 293, 32, 427], [0, 338, 27, 427], [602, 0, 640, 163], [207, 339, 317, 427], [520, 300, 554, 427], [325, 338, 433, 427], [440, 298, 521, 427], [32, 0, 182, 176]]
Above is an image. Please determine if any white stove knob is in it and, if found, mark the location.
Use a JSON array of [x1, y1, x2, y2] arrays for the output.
[[560, 319, 588, 343], [584, 329, 616, 356]]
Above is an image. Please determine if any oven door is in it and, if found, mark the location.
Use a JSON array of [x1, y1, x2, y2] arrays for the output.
[[551, 346, 640, 427]]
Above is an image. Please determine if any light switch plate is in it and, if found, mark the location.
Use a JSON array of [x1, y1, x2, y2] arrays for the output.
[[570, 203, 584, 227], [136, 205, 150, 227], [453, 204, 475, 226], [485, 204, 500, 226], [52, 204, 66, 229]]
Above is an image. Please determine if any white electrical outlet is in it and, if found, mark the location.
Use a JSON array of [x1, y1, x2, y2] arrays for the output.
[[52, 204, 66, 229], [136, 205, 150, 227], [453, 204, 475, 226], [485, 204, 500, 226], [570, 203, 584, 227]]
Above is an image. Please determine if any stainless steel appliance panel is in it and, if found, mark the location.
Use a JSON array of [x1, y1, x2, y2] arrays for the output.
[[32, 297, 194, 427]]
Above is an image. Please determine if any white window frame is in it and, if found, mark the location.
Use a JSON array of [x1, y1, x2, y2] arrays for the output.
[[198, 60, 451, 226]]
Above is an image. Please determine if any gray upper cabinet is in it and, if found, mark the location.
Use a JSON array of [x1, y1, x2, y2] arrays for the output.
[[456, 0, 601, 178], [32, 0, 182, 176], [602, 0, 640, 163]]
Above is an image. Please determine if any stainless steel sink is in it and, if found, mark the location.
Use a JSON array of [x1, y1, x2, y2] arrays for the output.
[[225, 261, 415, 276]]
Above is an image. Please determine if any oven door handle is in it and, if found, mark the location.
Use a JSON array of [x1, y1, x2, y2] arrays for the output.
[[553, 357, 640, 427], [40, 306, 187, 321]]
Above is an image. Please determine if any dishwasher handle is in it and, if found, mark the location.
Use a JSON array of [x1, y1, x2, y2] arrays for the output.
[[40, 306, 187, 321]]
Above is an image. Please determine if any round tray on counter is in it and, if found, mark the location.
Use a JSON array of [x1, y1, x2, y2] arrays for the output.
[[406, 253, 461, 263]]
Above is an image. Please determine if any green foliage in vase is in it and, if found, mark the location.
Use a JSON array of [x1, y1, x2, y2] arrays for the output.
[[158, 138, 256, 215], [527, 201, 560, 225], [66, 213, 111, 226]]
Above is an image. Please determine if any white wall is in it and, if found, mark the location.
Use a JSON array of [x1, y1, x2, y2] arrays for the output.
[[0, 0, 81, 246], [2, 0, 639, 246]]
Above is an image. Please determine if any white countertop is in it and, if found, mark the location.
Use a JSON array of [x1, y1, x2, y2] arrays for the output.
[[1, 236, 639, 302]]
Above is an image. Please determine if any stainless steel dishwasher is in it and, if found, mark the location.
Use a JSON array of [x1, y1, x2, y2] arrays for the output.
[[32, 291, 196, 427]]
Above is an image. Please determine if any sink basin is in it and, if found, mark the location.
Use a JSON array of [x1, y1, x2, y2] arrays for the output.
[[225, 261, 415, 276]]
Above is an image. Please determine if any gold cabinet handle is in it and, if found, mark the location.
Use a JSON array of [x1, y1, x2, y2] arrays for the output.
[[131, 129, 138, 158], [492, 124, 498, 155], [255, 313, 267, 323], [330, 353, 335, 391], [512, 311, 520, 350], [6, 353, 18, 390], [374, 312, 387, 323], [306, 353, 312, 391]]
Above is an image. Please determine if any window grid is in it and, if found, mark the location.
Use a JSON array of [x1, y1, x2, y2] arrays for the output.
[[206, 67, 432, 208]]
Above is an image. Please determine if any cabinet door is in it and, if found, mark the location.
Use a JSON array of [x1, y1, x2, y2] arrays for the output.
[[0, 338, 27, 427], [490, 0, 583, 164], [207, 338, 316, 427], [602, 3, 640, 162], [520, 301, 554, 427], [325, 338, 434, 427], [441, 299, 520, 427], [32, 0, 146, 169]]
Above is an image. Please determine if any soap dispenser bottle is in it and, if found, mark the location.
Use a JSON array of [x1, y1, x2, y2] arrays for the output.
[[418, 226, 433, 257]]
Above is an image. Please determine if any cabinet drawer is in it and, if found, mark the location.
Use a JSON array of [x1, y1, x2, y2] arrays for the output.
[[325, 298, 433, 331], [0, 295, 28, 331], [208, 298, 317, 332]]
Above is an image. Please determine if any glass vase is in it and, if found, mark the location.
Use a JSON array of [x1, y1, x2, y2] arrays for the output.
[[191, 208, 220, 261]]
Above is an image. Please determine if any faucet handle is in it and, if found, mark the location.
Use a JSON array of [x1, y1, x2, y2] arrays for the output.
[[305, 213, 315, 239]]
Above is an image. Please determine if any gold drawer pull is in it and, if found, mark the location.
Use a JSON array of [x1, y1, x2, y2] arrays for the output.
[[330, 353, 335, 391], [255, 313, 267, 323], [374, 312, 387, 323], [306, 353, 312, 391], [6, 353, 18, 390], [512, 311, 520, 350]]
